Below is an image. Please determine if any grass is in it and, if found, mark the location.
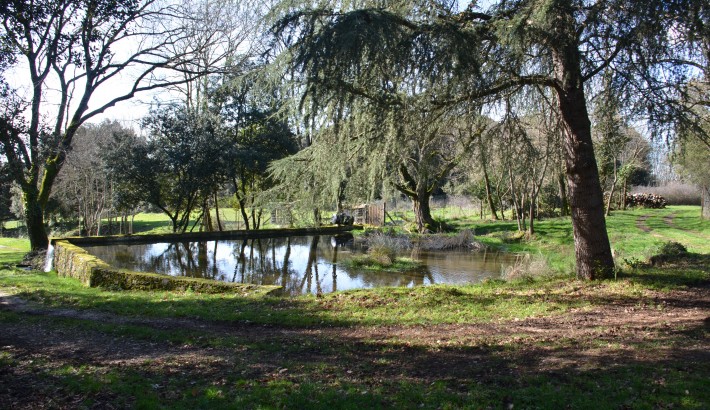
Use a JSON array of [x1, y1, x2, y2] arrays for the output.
[[341, 255, 424, 273], [0, 237, 29, 265], [1, 206, 708, 326], [0, 268, 585, 327], [0, 206, 708, 408]]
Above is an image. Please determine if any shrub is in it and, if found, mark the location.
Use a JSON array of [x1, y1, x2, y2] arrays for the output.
[[658, 241, 687, 256], [649, 241, 689, 267]]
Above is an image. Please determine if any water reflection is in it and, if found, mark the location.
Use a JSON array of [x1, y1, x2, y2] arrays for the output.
[[82, 235, 518, 296]]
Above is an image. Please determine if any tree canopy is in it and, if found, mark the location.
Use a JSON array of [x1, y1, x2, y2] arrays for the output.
[[0, 0, 237, 249], [271, 0, 708, 279]]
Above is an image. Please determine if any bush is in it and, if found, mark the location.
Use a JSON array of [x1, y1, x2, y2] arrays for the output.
[[649, 241, 689, 267], [658, 241, 687, 256]]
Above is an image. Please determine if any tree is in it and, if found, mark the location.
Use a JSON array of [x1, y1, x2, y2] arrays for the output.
[[675, 82, 710, 219], [0, 0, 230, 250], [228, 112, 298, 230], [107, 106, 232, 233], [0, 163, 16, 232], [273, 0, 705, 279], [51, 120, 133, 235]]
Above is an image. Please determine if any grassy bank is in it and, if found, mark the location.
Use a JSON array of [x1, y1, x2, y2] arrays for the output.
[[1, 206, 708, 409]]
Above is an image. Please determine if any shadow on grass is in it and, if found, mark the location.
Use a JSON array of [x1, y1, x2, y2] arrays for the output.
[[2, 306, 708, 409], [619, 253, 710, 289]]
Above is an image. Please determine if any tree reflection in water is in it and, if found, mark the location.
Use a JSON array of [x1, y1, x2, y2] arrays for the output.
[[82, 235, 517, 296]]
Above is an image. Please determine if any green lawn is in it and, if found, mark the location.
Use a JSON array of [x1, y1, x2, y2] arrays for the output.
[[0, 238, 29, 265], [0, 206, 708, 409]]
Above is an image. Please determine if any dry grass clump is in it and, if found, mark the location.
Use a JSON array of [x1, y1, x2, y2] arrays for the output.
[[364, 232, 412, 265], [503, 254, 550, 281], [418, 229, 485, 250], [497, 230, 528, 244], [363, 229, 485, 257]]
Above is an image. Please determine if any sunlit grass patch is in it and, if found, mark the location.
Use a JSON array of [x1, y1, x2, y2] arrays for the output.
[[342, 255, 424, 272]]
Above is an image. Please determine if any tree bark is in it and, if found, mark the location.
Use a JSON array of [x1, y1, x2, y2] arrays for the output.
[[508, 167, 523, 231], [233, 178, 250, 230], [214, 192, 223, 232], [23, 188, 48, 251], [553, 44, 615, 280], [702, 185, 710, 220], [605, 160, 618, 217], [412, 190, 437, 233]]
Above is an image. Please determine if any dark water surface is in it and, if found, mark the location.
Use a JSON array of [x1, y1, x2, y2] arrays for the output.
[[81, 235, 519, 296]]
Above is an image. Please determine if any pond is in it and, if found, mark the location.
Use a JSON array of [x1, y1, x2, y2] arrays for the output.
[[81, 235, 519, 296]]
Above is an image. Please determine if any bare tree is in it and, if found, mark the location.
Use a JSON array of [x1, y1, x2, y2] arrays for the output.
[[52, 120, 133, 236], [0, 0, 234, 250]]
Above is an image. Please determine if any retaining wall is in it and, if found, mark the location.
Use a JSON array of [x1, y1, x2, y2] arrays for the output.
[[51, 225, 360, 294], [51, 239, 280, 295]]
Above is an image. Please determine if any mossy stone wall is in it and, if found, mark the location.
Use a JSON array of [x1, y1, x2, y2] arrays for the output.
[[52, 239, 280, 295]]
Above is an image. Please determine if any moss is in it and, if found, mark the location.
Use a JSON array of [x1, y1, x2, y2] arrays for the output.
[[52, 240, 280, 295]]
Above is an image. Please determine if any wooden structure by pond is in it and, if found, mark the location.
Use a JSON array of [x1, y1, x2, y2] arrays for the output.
[[350, 202, 385, 226]]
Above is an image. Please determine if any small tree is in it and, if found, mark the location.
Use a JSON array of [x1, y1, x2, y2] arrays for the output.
[[0, 163, 16, 233], [228, 111, 298, 230], [51, 121, 134, 235]]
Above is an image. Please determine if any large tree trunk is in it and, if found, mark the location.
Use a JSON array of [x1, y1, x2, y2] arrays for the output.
[[412, 189, 437, 233], [412, 197, 435, 233], [23, 188, 49, 251], [553, 44, 615, 280]]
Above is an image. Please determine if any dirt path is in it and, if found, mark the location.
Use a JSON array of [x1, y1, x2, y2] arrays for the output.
[[3, 229, 710, 408], [663, 213, 709, 240], [637, 213, 709, 245], [635, 214, 652, 233], [663, 213, 679, 229]]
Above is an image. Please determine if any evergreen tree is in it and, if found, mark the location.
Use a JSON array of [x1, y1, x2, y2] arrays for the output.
[[272, 0, 706, 279]]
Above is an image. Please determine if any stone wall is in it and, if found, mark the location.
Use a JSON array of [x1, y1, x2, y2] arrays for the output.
[[52, 239, 280, 295]]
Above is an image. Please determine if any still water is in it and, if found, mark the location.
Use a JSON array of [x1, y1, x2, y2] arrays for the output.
[[81, 235, 519, 296]]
